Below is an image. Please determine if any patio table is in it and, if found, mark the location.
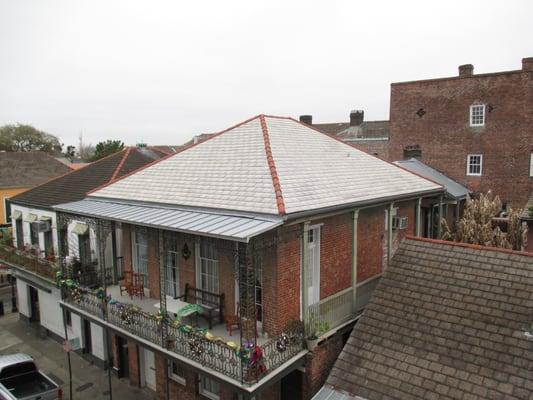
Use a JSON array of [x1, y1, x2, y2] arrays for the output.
[[154, 298, 204, 325]]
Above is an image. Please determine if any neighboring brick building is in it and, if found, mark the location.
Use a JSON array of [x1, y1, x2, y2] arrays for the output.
[[301, 111, 390, 160], [38, 115, 443, 399], [388, 57, 533, 213]]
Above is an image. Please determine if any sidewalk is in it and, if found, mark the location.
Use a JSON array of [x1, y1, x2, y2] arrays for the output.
[[0, 313, 154, 400]]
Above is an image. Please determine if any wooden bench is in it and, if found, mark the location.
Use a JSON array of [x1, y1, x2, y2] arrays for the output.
[[179, 283, 224, 329]]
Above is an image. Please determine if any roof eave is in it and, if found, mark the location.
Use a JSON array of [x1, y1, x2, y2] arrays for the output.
[[285, 187, 446, 221]]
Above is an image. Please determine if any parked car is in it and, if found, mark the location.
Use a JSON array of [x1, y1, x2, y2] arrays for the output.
[[0, 354, 62, 400]]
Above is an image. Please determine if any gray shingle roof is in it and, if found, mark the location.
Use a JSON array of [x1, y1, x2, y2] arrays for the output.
[[0, 151, 72, 188], [394, 158, 470, 200], [327, 237, 533, 400], [90, 115, 441, 216], [314, 121, 389, 139]]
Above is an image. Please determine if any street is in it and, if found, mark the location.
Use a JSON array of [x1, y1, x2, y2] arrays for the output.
[[0, 310, 154, 400]]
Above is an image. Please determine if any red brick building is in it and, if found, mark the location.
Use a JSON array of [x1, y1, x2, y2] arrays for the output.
[[388, 57, 533, 214], [49, 115, 443, 399]]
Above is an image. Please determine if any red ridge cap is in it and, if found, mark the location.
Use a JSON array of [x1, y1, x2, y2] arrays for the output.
[[110, 146, 132, 181], [260, 115, 286, 216], [405, 235, 533, 259]]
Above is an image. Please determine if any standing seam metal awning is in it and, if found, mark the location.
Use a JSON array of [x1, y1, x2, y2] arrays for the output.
[[53, 199, 284, 242]]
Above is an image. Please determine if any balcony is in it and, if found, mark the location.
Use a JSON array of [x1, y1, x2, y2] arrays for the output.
[[0, 242, 59, 282], [61, 282, 305, 385]]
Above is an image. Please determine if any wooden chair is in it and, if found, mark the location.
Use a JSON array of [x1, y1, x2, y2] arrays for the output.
[[131, 272, 145, 299], [225, 302, 240, 336], [119, 271, 133, 297]]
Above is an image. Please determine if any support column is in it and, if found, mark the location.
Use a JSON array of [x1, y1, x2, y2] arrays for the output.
[[158, 230, 167, 347], [351, 209, 359, 313], [301, 221, 310, 323], [416, 198, 422, 237], [387, 203, 394, 269], [438, 195, 444, 239]]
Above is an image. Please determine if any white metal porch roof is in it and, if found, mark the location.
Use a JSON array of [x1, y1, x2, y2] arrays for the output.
[[54, 199, 283, 242]]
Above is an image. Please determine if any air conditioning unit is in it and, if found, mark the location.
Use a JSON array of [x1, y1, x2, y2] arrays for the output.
[[32, 220, 51, 233], [392, 216, 408, 230]]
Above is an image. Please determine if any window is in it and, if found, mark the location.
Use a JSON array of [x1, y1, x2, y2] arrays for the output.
[[198, 375, 220, 400], [65, 310, 72, 327], [3, 198, 11, 224], [467, 154, 483, 176], [469, 104, 485, 126], [44, 230, 53, 257], [133, 228, 149, 287], [198, 240, 219, 294], [16, 218, 24, 249], [164, 233, 179, 298], [29, 223, 39, 246], [530, 153, 533, 177], [168, 361, 185, 385], [78, 233, 91, 266]]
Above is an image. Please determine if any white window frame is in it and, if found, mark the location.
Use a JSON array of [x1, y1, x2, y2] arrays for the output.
[[530, 153, 533, 177], [196, 239, 219, 295], [198, 375, 220, 400], [469, 104, 485, 127], [466, 154, 483, 176], [168, 361, 186, 385]]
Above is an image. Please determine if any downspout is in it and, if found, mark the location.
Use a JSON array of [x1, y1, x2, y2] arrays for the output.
[[352, 210, 359, 313], [387, 203, 394, 268], [416, 198, 422, 237]]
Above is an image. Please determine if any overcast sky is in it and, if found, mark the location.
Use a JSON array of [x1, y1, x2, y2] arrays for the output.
[[1, 0, 532, 148]]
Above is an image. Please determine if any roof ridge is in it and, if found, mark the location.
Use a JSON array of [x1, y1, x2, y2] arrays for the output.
[[110, 147, 133, 181], [405, 235, 533, 259], [260, 115, 286, 216]]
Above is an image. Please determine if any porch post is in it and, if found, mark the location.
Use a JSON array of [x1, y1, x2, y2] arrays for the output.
[[416, 198, 422, 237], [158, 230, 168, 347], [302, 221, 310, 323], [351, 209, 359, 314], [437, 195, 444, 239], [387, 203, 394, 268]]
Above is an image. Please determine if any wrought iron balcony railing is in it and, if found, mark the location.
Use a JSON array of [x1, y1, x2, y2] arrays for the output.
[[0, 242, 59, 281], [63, 285, 305, 384]]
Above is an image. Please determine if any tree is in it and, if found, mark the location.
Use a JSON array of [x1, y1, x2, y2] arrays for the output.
[[0, 124, 62, 153], [78, 143, 95, 162], [441, 191, 528, 250], [63, 145, 76, 161], [90, 140, 124, 161]]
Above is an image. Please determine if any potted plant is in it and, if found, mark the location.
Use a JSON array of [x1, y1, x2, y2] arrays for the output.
[[305, 316, 329, 351]]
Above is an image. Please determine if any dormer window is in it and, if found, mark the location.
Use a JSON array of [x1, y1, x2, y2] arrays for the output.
[[470, 104, 485, 127]]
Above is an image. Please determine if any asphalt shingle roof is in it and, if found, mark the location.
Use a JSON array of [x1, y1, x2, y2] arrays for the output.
[[90, 115, 441, 216], [0, 151, 72, 188], [10, 148, 161, 208], [326, 237, 533, 400]]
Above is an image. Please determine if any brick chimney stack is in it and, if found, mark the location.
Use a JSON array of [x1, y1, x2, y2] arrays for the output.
[[350, 110, 364, 126], [522, 57, 533, 71], [299, 115, 313, 125], [458, 64, 474, 77]]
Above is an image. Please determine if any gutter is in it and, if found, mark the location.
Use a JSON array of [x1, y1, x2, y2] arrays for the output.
[[285, 187, 445, 222]]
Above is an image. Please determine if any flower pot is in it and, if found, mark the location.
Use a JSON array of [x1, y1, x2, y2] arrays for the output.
[[306, 337, 319, 351]]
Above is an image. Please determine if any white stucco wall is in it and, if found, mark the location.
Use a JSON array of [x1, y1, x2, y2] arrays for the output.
[[10, 205, 59, 256], [16, 279, 30, 318], [38, 287, 64, 338]]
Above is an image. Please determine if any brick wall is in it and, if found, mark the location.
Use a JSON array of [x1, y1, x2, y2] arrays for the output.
[[349, 139, 389, 160], [128, 341, 140, 387], [389, 68, 533, 209], [147, 228, 160, 299], [302, 334, 345, 400]]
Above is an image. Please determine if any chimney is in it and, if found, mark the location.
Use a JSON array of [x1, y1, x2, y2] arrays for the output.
[[458, 64, 474, 77], [522, 57, 533, 71], [299, 115, 313, 125], [349, 110, 364, 126]]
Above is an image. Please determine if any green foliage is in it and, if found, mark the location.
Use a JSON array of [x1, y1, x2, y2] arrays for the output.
[[0, 124, 62, 153], [90, 139, 124, 161], [63, 145, 76, 161]]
